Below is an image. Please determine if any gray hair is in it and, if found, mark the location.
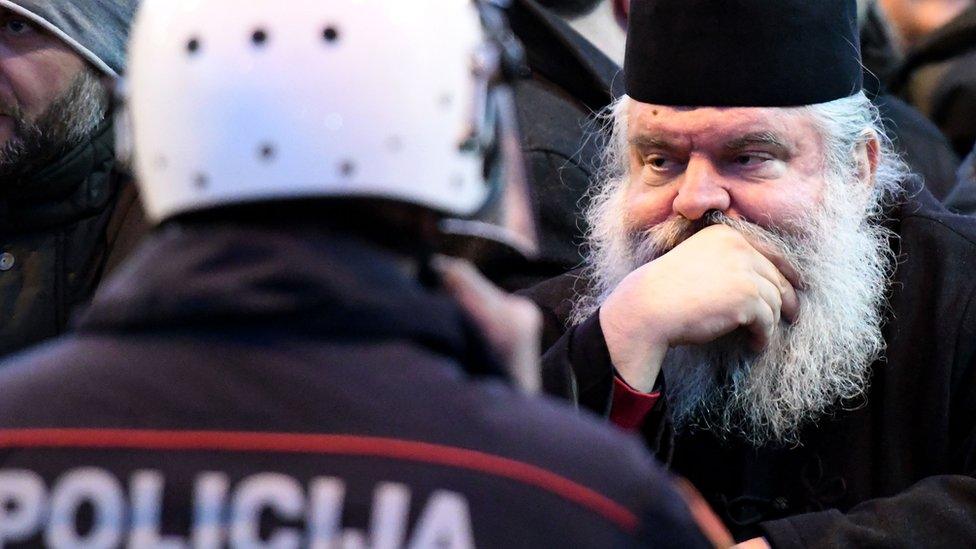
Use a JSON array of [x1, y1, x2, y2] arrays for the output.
[[800, 90, 910, 211]]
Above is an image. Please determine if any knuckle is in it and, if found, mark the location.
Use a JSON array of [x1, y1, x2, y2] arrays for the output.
[[734, 311, 752, 326], [748, 279, 764, 297], [734, 256, 753, 272], [732, 276, 758, 298]]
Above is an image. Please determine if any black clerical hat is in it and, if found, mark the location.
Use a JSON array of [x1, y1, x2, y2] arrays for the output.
[[624, 0, 863, 107]]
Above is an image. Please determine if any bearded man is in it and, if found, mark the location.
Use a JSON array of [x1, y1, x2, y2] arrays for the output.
[[0, 1, 145, 357], [525, 0, 976, 546]]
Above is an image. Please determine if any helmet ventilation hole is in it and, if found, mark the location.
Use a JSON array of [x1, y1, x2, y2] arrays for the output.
[[323, 26, 340, 43], [193, 173, 209, 189], [186, 38, 201, 55], [258, 143, 276, 161], [252, 29, 268, 47], [339, 160, 356, 177]]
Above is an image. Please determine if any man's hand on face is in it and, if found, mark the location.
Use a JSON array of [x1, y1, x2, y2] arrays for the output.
[[599, 224, 800, 392]]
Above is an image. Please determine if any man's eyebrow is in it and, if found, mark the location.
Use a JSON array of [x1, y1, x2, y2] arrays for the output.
[[627, 136, 681, 151], [724, 132, 792, 153]]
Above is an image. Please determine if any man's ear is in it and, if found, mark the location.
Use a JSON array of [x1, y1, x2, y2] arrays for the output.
[[855, 131, 881, 188]]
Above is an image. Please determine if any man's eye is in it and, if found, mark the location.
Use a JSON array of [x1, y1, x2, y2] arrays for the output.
[[733, 154, 770, 167], [3, 18, 34, 35], [645, 155, 676, 170]]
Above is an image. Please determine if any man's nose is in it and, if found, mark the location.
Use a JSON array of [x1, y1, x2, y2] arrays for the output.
[[0, 39, 16, 60], [672, 157, 731, 220], [0, 42, 16, 84]]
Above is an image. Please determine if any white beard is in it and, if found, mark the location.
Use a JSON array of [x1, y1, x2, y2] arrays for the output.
[[572, 175, 896, 446]]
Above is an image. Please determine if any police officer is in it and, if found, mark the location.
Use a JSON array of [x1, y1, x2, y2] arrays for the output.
[[0, 1, 715, 547]]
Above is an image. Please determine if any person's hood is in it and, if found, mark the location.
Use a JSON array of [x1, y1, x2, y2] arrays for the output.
[[0, 0, 138, 76]]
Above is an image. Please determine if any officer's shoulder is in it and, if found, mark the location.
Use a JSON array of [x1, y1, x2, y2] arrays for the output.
[[0, 335, 143, 427], [453, 374, 671, 495]]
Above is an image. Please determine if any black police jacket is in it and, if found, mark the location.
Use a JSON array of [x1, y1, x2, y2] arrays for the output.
[[522, 187, 976, 547], [0, 223, 709, 548], [0, 122, 147, 358]]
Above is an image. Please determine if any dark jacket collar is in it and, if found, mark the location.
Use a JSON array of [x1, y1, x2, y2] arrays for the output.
[[77, 223, 508, 379], [507, 0, 623, 111], [0, 121, 119, 234]]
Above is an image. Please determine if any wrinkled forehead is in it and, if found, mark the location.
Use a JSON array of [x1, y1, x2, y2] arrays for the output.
[[626, 99, 820, 153]]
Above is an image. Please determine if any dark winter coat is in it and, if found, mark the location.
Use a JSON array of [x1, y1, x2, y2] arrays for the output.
[[946, 145, 976, 214], [523, 186, 976, 546], [0, 122, 146, 357], [0, 224, 709, 548]]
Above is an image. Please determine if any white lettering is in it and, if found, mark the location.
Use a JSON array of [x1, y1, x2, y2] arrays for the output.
[[230, 473, 303, 549], [45, 467, 124, 549], [128, 470, 186, 549], [191, 472, 229, 549], [370, 483, 410, 549], [0, 467, 476, 549], [408, 491, 474, 549], [339, 530, 367, 549], [0, 470, 45, 544], [307, 477, 345, 549]]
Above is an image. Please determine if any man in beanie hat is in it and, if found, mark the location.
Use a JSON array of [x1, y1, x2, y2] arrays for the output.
[[523, 0, 976, 545], [0, 1, 145, 357]]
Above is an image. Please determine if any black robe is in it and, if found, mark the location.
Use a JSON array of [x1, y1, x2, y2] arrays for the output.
[[522, 187, 976, 546]]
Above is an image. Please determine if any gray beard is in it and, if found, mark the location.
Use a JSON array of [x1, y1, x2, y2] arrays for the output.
[[0, 68, 108, 183], [572, 178, 896, 446]]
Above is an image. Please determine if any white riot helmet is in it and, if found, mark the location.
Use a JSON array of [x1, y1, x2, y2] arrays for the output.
[[122, 0, 535, 254]]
